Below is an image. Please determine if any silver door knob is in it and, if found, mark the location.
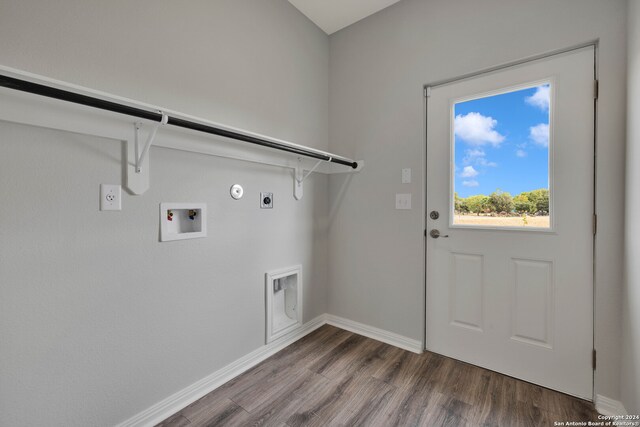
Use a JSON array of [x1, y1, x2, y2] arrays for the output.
[[430, 229, 449, 239]]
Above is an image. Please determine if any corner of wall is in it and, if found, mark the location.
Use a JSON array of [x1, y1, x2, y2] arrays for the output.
[[621, 0, 640, 415]]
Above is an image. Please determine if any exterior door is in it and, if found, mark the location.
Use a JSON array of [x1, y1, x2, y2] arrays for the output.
[[425, 47, 595, 399]]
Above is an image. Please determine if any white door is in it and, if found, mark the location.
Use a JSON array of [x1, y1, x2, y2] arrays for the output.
[[425, 47, 594, 399]]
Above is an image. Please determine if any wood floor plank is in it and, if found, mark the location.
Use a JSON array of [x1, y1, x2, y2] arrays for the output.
[[402, 351, 448, 398], [284, 366, 367, 426], [540, 386, 599, 421], [318, 338, 392, 381], [370, 354, 449, 426], [513, 399, 555, 427], [372, 387, 445, 426], [424, 395, 475, 427], [472, 371, 520, 426], [372, 346, 429, 390], [271, 325, 351, 368], [155, 413, 191, 427], [240, 369, 331, 427], [180, 397, 250, 427], [213, 327, 351, 404], [156, 325, 601, 427], [327, 375, 397, 426], [288, 328, 355, 371], [445, 360, 486, 406], [230, 366, 317, 413], [288, 341, 396, 426], [515, 379, 545, 406], [307, 334, 368, 378]]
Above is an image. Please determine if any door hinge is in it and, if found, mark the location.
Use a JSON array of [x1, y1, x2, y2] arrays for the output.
[[594, 80, 599, 100], [424, 86, 431, 98], [424, 229, 427, 237], [592, 349, 597, 370], [593, 214, 597, 235]]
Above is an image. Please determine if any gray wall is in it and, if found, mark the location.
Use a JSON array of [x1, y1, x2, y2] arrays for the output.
[[328, 0, 628, 401], [622, 0, 640, 414], [0, 1, 329, 426], [0, 0, 633, 423]]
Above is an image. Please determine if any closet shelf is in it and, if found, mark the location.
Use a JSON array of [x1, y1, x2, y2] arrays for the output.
[[0, 65, 363, 197]]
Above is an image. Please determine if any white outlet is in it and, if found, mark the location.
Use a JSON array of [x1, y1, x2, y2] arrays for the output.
[[100, 184, 122, 211], [396, 193, 412, 210]]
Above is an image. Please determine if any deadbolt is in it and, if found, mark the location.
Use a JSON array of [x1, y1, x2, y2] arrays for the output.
[[429, 211, 439, 220]]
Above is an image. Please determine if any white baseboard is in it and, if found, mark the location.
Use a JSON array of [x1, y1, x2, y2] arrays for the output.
[[596, 394, 628, 416], [116, 313, 423, 426], [116, 314, 327, 427], [324, 314, 423, 354]]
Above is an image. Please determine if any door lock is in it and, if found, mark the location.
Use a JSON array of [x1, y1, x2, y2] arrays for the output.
[[430, 229, 449, 239], [429, 211, 440, 220]]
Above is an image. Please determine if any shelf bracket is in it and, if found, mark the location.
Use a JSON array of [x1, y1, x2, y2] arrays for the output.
[[294, 157, 328, 200], [126, 113, 167, 196], [135, 112, 168, 173]]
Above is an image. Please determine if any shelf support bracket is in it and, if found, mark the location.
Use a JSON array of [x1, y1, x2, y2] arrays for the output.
[[135, 112, 168, 173], [126, 113, 167, 196], [294, 157, 328, 200]]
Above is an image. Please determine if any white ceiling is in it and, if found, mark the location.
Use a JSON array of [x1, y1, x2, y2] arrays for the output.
[[288, 0, 403, 35]]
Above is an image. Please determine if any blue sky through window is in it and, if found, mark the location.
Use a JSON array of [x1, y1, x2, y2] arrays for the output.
[[453, 84, 550, 198]]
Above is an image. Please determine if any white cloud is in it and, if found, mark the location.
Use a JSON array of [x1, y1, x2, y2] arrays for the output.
[[529, 123, 550, 147], [516, 149, 527, 158], [454, 112, 505, 146], [463, 149, 485, 163], [462, 149, 497, 167], [463, 180, 479, 187], [525, 85, 550, 111], [477, 157, 498, 167], [460, 165, 479, 178]]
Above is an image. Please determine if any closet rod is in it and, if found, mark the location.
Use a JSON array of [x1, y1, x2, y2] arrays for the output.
[[0, 74, 359, 169]]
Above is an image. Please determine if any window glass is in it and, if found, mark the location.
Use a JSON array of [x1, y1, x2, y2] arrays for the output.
[[453, 84, 550, 228]]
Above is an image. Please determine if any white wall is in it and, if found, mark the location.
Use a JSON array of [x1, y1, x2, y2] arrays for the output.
[[328, 0, 628, 401], [0, 1, 329, 426], [0, 0, 632, 423], [0, 0, 328, 152], [622, 0, 640, 414]]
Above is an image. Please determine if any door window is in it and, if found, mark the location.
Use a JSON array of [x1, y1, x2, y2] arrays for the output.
[[452, 83, 551, 229]]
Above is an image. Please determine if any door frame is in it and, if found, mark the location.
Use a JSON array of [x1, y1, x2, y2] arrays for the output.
[[421, 40, 599, 400]]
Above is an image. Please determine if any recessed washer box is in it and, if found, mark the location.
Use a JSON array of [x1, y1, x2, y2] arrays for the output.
[[160, 203, 207, 242]]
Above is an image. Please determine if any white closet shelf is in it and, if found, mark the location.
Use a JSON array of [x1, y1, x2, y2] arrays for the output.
[[0, 65, 363, 196]]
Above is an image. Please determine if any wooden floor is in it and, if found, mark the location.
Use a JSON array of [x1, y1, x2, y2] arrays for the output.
[[157, 325, 600, 427]]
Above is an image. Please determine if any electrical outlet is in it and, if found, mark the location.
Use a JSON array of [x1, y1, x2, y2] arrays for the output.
[[100, 184, 122, 211], [261, 192, 273, 209], [396, 193, 412, 210]]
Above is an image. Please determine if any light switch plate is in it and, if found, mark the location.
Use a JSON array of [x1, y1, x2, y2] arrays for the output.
[[402, 168, 412, 184], [396, 193, 412, 210], [100, 184, 121, 211]]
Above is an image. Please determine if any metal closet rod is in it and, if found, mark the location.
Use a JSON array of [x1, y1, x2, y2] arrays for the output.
[[0, 74, 358, 169]]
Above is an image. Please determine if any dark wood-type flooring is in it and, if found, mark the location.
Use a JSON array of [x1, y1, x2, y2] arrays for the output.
[[157, 325, 600, 426]]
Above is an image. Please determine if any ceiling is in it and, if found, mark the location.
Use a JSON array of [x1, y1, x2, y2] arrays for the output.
[[288, 0, 403, 35]]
